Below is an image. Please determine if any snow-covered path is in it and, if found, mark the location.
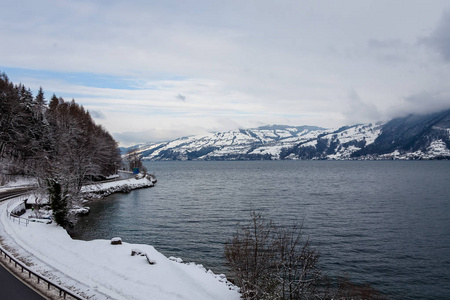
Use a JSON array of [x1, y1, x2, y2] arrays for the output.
[[0, 199, 240, 300]]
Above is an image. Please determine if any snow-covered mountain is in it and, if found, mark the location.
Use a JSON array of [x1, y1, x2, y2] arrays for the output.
[[128, 109, 450, 161]]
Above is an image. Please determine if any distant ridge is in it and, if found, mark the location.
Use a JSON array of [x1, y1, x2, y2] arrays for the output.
[[127, 109, 450, 160], [255, 124, 325, 131]]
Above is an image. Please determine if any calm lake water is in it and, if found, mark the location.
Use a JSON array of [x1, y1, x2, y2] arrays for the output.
[[71, 161, 450, 299]]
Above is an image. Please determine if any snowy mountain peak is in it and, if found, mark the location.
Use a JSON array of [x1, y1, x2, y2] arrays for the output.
[[127, 109, 450, 161]]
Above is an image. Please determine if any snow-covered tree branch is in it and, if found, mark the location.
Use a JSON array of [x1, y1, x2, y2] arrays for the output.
[[0, 72, 121, 226]]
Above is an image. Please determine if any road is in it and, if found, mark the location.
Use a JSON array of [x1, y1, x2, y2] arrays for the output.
[[0, 176, 138, 300], [0, 187, 34, 202], [0, 262, 46, 300], [0, 188, 47, 300]]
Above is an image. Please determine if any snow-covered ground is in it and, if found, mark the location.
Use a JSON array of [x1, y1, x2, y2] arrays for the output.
[[81, 175, 156, 197], [0, 176, 36, 192], [23, 176, 157, 205], [0, 180, 240, 300]]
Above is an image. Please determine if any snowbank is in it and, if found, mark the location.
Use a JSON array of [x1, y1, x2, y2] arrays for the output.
[[23, 176, 157, 206], [82, 176, 156, 199], [0, 200, 240, 300]]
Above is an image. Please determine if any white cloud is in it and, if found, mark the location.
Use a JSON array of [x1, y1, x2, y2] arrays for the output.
[[2, 0, 450, 145], [343, 89, 381, 124], [421, 10, 450, 62], [89, 110, 105, 119]]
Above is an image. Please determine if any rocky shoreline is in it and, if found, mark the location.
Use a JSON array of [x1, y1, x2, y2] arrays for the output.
[[82, 174, 157, 200]]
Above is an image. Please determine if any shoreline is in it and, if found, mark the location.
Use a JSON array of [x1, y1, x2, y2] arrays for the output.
[[81, 174, 157, 200], [0, 176, 240, 300]]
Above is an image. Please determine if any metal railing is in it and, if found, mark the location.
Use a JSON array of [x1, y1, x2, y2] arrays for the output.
[[2, 196, 84, 299], [6, 209, 30, 226], [6, 196, 30, 226], [0, 245, 83, 299], [6, 195, 26, 209]]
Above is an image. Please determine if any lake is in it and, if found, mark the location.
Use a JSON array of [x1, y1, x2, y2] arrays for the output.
[[71, 160, 450, 299]]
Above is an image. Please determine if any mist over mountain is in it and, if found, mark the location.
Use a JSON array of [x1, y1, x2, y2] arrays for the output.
[[126, 109, 450, 161]]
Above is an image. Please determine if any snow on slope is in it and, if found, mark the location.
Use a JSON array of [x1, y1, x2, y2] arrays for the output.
[[318, 123, 383, 160], [376, 139, 450, 160], [128, 116, 450, 160], [0, 199, 240, 300], [133, 126, 329, 160]]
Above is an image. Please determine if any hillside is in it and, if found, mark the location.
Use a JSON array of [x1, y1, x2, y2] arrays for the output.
[[128, 109, 450, 161]]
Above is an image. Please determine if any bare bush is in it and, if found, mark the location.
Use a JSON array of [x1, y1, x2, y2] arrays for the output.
[[225, 212, 321, 300], [225, 212, 387, 300]]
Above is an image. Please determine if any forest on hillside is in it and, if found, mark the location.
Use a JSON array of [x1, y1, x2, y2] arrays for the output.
[[0, 72, 121, 225]]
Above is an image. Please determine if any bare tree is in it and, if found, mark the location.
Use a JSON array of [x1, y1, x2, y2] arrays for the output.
[[275, 225, 321, 299], [225, 212, 278, 299], [225, 212, 321, 300], [225, 212, 388, 300], [1, 72, 121, 226]]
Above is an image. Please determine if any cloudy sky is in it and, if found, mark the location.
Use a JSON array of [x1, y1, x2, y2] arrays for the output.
[[2, 1, 450, 146]]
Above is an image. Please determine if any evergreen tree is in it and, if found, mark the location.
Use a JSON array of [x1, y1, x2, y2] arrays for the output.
[[0, 71, 122, 225], [47, 178, 69, 227]]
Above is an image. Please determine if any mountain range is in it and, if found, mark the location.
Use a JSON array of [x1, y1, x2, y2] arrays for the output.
[[124, 109, 450, 161]]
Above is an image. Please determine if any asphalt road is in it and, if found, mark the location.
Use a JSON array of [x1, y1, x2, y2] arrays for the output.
[[0, 263, 46, 300], [0, 187, 34, 202], [0, 188, 47, 299]]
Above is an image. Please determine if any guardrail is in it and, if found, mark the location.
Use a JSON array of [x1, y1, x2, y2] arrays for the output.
[[6, 196, 29, 226], [0, 246, 83, 299], [6, 196, 25, 209], [2, 194, 84, 299], [6, 209, 30, 226]]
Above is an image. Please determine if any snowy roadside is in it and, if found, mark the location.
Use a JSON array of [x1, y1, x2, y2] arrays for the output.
[[0, 176, 36, 192], [0, 178, 241, 300]]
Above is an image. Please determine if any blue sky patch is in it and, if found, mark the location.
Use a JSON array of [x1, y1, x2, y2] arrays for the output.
[[0, 66, 143, 90]]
